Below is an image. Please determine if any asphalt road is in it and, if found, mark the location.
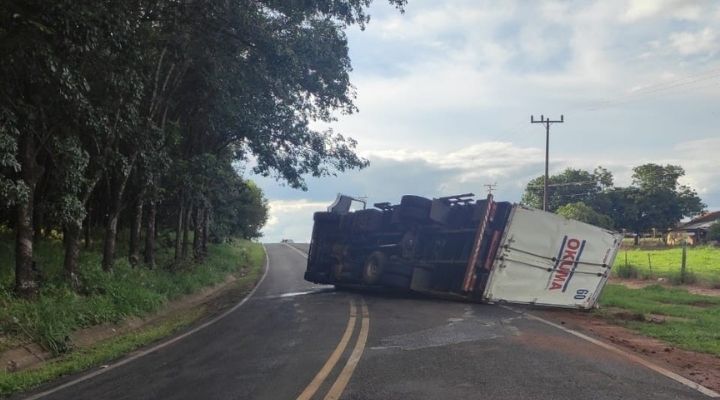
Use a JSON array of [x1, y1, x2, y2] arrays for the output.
[[24, 243, 710, 400]]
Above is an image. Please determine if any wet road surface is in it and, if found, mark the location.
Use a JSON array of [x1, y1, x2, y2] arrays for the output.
[[22, 243, 711, 400]]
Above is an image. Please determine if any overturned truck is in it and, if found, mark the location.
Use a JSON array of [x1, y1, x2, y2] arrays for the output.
[[304, 193, 622, 309]]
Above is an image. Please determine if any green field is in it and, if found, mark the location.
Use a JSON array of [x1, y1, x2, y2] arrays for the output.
[[598, 284, 720, 356], [613, 246, 720, 285]]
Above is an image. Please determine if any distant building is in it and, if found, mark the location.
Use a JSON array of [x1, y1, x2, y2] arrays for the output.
[[667, 211, 720, 245]]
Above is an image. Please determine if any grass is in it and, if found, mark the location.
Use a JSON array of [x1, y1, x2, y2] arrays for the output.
[[0, 234, 264, 355], [0, 236, 264, 397], [598, 284, 720, 356], [0, 309, 202, 397], [613, 246, 720, 285]]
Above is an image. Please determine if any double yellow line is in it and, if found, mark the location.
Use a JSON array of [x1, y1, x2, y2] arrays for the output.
[[296, 298, 370, 400]]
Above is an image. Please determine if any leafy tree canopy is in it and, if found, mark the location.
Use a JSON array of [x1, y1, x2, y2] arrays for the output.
[[556, 201, 613, 230]]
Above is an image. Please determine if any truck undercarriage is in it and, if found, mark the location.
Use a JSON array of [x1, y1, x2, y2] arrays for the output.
[[304, 193, 513, 300]]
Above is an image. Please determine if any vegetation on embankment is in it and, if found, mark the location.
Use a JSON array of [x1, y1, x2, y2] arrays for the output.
[[598, 284, 720, 356], [0, 238, 264, 397], [0, 238, 264, 356], [612, 246, 720, 285]]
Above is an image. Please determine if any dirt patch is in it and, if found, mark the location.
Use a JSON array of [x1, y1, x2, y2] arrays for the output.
[[611, 278, 720, 298], [598, 308, 691, 324], [511, 328, 622, 362], [1, 267, 260, 373], [539, 308, 720, 393]]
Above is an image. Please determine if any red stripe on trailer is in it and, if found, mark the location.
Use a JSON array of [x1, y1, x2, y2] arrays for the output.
[[462, 194, 495, 292], [484, 230, 502, 271]]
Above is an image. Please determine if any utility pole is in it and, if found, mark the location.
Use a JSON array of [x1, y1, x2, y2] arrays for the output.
[[483, 183, 497, 196], [530, 114, 564, 211]]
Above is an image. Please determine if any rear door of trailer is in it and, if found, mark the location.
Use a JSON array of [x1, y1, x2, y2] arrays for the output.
[[482, 206, 622, 309]]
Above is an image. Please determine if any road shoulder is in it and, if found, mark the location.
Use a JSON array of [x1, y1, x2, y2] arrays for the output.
[[539, 307, 720, 394]]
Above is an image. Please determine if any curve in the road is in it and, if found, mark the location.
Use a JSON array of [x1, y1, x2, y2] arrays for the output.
[[22, 244, 272, 400]]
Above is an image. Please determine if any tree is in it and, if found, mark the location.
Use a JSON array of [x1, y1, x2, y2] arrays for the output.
[[708, 222, 720, 242], [600, 164, 705, 244], [556, 202, 613, 229], [0, 0, 407, 297], [521, 167, 613, 212]]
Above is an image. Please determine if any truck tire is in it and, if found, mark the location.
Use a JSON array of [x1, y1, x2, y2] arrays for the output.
[[353, 209, 384, 232], [314, 212, 339, 223], [362, 251, 386, 285], [400, 195, 432, 209], [398, 196, 432, 223], [332, 261, 350, 281]]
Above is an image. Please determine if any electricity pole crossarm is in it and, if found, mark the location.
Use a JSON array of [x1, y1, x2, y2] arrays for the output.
[[530, 114, 564, 212]]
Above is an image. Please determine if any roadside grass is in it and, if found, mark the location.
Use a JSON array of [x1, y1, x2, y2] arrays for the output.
[[612, 246, 720, 285], [0, 236, 264, 355], [0, 309, 202, 397], [0, 237, 264, 397], [598, 284, 720, 356]]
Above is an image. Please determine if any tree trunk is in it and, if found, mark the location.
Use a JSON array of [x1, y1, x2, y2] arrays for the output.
[[182, 205, 192, 260], [101, 153, 136, 272], [634, 232, 640, 246], [144, 200, 157, 268], [102, 209, 119, 272], [101, 180, 123, 272], [62, 169, 100, 288], [84, 209, 92, 249], [63, 222, 81, 290], [193, 206, 202, 260], [15, 134, 41, 298], [129, 199, 144, 266], [174, 201, 185, 263], [33, 206, 43, 243], [201, 207, 209, 255]]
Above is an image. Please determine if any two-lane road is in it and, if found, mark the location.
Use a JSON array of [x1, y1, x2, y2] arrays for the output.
[[25, 244, 711, 399]]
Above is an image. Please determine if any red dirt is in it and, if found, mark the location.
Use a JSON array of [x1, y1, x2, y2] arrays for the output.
[[611, 278, 720, 297], [539, 308, 720, 393]]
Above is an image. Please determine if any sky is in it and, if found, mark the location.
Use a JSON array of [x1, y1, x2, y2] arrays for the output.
[[252, 0, 720, 243]]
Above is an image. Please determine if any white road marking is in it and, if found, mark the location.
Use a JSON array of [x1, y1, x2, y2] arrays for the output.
[[23, 244, 272, 400], [503, 306, 720, 399], [284, 243, 309, 258]]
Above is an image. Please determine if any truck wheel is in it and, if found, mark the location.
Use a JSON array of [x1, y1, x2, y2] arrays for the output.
[[400, 195, 432, 209], [332, 261, 349, 281], [314, 212, 339, 223], [362, 252, 386, 285]]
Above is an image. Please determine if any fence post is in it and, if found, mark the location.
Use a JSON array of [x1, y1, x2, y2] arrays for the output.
[[625, 250, 628, 269], [680, 241, 687, 284], [647, 253, 652, 276]]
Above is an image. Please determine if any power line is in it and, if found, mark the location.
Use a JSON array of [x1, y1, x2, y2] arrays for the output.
[[526, 180, 598, 188]]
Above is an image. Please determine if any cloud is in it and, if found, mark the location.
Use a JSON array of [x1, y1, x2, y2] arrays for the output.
[[263, 199, 330, 242], [256, 1, 720, 242], [621, 0, 706, 22], [259, 137, 720, 242], [669, 28, 719, 56]]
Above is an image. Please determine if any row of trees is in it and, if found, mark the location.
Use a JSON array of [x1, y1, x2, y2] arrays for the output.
[[521, 163, 705, 242], [1, 0, 404, 298]]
